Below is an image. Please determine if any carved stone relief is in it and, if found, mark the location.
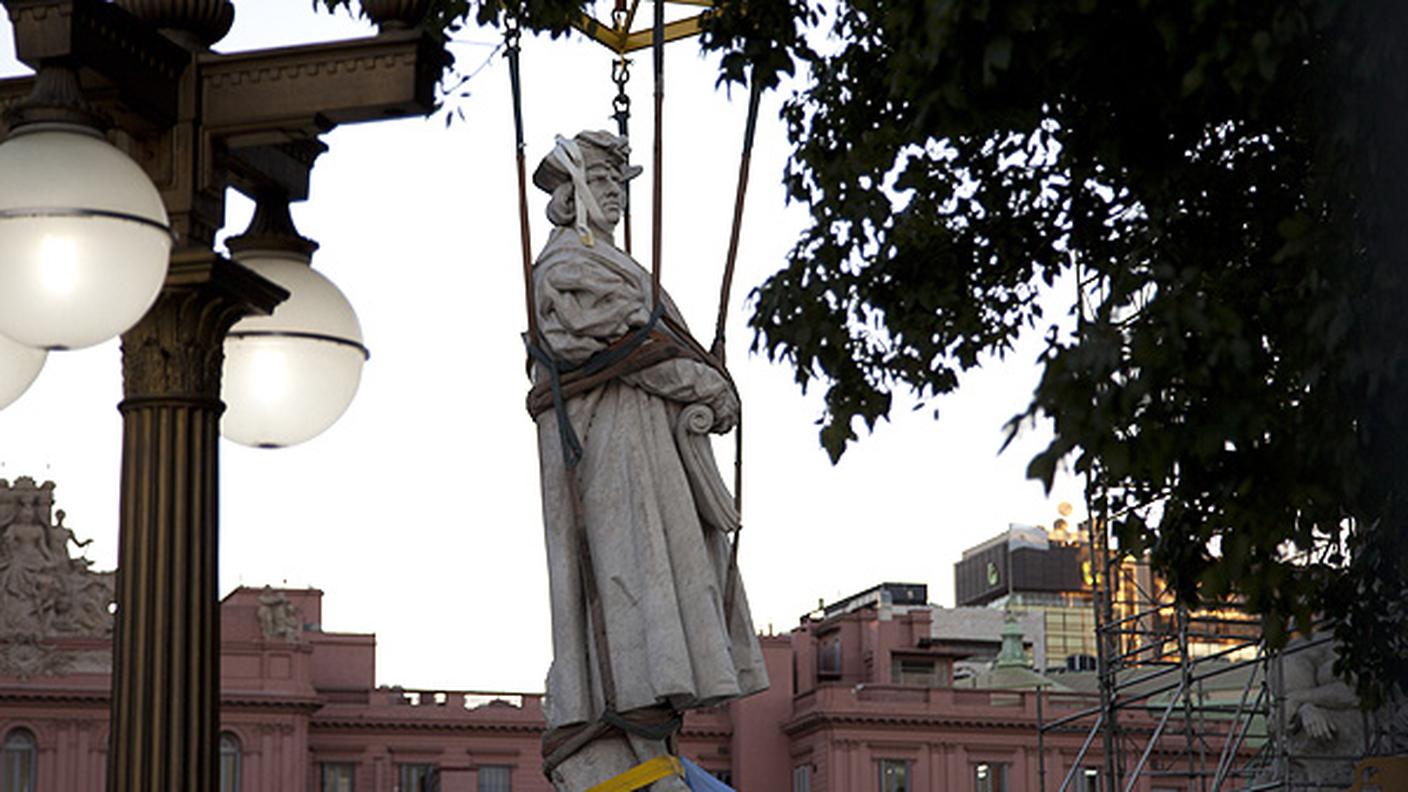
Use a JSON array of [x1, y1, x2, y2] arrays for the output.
[[0, 478, 115, 678], [256, 586, 301, 642]]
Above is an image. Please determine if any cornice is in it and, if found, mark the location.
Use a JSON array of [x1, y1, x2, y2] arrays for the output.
[[311, 718, 544, 735], [0, 686, 326, 712], [198, 30, 444, 140], [0, 687, 109, 705], [782, 709, 1040, 737], [222, 695, 323, 713]]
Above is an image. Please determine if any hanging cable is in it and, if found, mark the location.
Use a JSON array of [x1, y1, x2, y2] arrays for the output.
[[650, 0, 664, 309], [711, 72, 763, 366], [505, 14, 538, 346], [715, 70, 763, 629]]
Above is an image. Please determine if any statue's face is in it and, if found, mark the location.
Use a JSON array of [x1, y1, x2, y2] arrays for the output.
[[585, 162, 624, 228]]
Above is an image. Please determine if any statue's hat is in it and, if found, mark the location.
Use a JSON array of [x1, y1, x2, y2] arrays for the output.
[[533, 130, 643, 193]]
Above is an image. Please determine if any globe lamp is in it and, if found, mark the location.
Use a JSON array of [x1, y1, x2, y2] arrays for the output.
[[0, 69, 172, 350], [0, 333, 46, 410], [221, 193, 367, 448]]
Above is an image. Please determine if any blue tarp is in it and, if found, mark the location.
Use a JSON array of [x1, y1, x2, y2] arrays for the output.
[[681, 757, 736, 792]]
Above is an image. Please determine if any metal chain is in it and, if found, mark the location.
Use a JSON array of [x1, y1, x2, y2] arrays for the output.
[[611, 56, 631, 135], [611, 49, 633, 252], [504, 14, 524, 150]]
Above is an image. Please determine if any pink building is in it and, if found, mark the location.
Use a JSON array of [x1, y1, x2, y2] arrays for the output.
[[0, 582, 1203, 792], [1, 479, 1200, 791]]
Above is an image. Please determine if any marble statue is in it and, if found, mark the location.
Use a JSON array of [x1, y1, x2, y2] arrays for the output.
[[0, 478, 114, 677], [1260, 634, 1408, 789], [256, 586, 302, 642], [527, 130, 768, 790]]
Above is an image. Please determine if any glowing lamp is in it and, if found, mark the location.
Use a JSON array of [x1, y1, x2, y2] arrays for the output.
[[220, 194, 367, 448], [0, 123, 172, 349]]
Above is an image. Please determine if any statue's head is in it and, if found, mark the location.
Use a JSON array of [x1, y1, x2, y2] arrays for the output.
[[533, 130, 642, 242]]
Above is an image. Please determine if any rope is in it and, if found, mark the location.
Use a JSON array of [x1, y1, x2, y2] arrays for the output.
[[526, 304, 667, 467]]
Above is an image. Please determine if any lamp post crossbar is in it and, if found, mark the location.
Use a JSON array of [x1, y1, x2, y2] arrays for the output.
[[0, 1, 445, 789]]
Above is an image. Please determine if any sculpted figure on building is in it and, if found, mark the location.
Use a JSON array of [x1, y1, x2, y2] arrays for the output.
[[0, 478, 114, 676], [257, 585, 302, 642], [526, 130, 768, 790]]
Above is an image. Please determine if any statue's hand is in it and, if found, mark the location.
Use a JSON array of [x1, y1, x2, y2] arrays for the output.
[[1298, 703, 1335, 742]]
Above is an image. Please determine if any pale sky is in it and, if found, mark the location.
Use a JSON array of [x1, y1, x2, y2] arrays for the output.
[[0, 0, 1083, 692]]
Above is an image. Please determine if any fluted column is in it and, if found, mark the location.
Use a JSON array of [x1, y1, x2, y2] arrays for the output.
[[108, 251, 284, 792]]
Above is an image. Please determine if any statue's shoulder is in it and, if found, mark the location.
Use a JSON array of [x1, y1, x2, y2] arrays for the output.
[[536, 228, 639, 275]]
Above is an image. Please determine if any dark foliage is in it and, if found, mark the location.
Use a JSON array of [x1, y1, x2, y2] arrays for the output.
[[345, 0, 1408, 704], [741, 0, 1408, 705]]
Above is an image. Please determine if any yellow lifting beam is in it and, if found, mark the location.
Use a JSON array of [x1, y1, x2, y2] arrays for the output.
[[584, 755, 686, 792], [573, 0, 716, 56]]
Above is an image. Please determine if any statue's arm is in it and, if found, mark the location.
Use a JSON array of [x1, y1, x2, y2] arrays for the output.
[[535, 257, 649, 365], [1287, 679, 1359, 712], [622, 360, 739, 433]]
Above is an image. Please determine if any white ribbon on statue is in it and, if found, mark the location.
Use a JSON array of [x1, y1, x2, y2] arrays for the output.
[[548, 135, 608, 248]]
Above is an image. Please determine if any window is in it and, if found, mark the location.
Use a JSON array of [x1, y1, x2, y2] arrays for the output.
[[792, 765, 812, 792], [1078, 768, 1102, 792], [878, 759, 909, 792], [321, 763, 355, 792], [478, 765, 511, 792], [818, 635, 842, 678], [974, 762, 1008, 792], [2, 729, 36, 792], [219, 732, 241, 792], [398, 764, 436, 792], [891, 656, 948, 687]]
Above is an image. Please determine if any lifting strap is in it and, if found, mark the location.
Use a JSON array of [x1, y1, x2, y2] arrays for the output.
[[710, 70, 763, 365], [585, 755, 685, 792], [505, 16, 539, 348], [712, 68, 762, 623]]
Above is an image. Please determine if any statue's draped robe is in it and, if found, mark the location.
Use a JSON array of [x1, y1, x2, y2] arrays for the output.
[[532, 226, 768, 733]]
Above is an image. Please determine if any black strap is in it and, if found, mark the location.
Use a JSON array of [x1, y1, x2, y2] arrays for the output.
[[602, 709, 683, 742], [525, 301, 667, 469]]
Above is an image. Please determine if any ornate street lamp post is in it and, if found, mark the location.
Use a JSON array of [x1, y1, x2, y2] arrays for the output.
[[0, 1, 443, 788]]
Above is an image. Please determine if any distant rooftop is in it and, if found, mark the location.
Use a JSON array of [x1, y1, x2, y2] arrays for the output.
[[821, 582, 928, 619], [960, 523, 1053, 559]]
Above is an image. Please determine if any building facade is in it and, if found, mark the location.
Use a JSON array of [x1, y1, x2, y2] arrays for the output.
[[1, 479, 1197, 791], [0, 583, 1203, 792]]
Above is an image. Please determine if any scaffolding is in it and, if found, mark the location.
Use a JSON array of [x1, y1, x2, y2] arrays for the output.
[[1035, 507, 1405, 792]]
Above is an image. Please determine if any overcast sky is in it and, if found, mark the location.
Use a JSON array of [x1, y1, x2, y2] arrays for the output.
[[0, 0, 1083, 692]]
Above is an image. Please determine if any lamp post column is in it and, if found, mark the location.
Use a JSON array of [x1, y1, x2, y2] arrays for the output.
[[110, 252, 285, 792]]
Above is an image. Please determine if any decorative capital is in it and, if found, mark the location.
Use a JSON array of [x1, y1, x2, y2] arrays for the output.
[[120, 249, 288, 401]]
